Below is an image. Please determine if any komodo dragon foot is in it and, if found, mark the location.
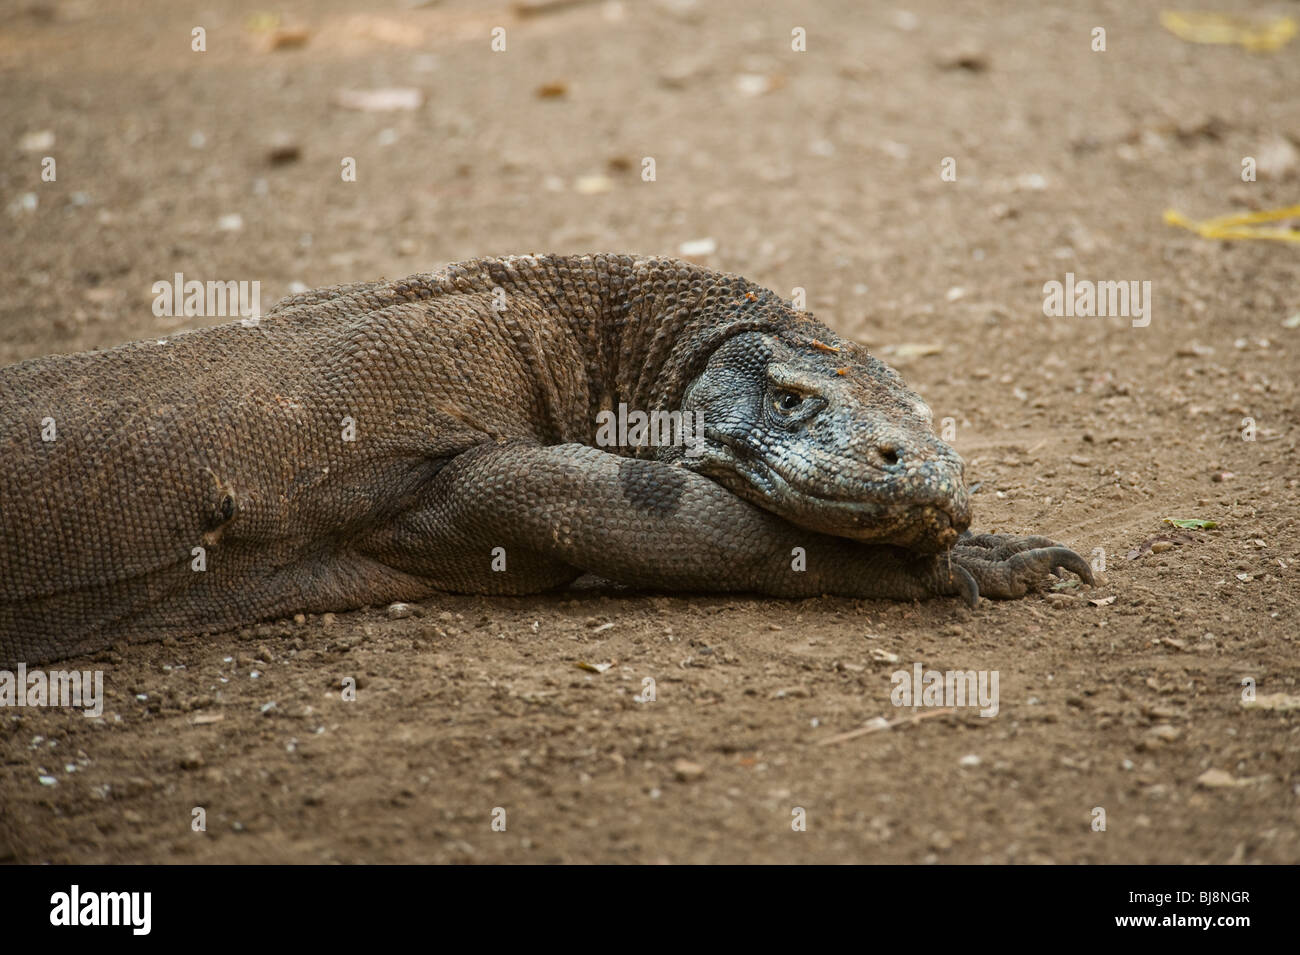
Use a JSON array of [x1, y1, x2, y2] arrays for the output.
[[940, 532, 1095, 607]]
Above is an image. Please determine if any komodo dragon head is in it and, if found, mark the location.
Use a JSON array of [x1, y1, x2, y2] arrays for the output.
[[678, 328, 971, 553]]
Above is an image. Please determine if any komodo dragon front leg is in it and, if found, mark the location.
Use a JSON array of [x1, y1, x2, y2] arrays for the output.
[[367, 442, 1091, 604]]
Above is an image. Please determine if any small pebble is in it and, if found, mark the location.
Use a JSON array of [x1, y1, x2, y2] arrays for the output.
[[678, 237, 717, 257], [179, 751, 204, 770], [1147, 724, 1181, 743], [673, 759, 705, 782], [266, 138, 301, 165], [19, 129, 55, 151]]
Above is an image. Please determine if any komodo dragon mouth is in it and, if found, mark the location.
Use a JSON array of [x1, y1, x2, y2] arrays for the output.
[[700, 424, 971, 553]]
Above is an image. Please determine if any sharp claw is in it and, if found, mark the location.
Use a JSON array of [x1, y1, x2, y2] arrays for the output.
[[952, 563, 980, 608], [1044, 547, 1094, 586]]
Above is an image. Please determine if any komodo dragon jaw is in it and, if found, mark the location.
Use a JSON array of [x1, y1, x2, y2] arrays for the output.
[[679, 330, 972, 553]]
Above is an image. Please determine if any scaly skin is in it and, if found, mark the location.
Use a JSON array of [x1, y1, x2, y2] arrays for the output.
[[0, 254, 1091, 664]]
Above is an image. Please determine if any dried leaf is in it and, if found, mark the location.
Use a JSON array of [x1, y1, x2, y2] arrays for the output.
[[1160, 12, 1296, 52], [1164, 203, 1300, 243], [1126, 532, 1195, 559]]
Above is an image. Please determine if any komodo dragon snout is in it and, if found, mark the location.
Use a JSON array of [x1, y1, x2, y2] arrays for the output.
[[680, 330, 971, 553]]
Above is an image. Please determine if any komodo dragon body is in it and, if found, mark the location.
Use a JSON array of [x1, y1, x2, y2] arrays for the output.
[[0, 254, 1090, 665]]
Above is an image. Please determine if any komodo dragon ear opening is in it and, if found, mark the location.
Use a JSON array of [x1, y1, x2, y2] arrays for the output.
[[200, 467, 239, 543]]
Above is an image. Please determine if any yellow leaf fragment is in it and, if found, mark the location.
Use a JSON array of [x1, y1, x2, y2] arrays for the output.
[[1163, 204, 1300, 243], [1160, 11, 1297, 52]]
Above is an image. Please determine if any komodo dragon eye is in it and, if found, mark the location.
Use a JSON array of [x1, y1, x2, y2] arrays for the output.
[[773, 390, 805, 414]]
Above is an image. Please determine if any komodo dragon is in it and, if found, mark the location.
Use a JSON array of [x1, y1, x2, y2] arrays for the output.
[[0, 254, 1091, 665]]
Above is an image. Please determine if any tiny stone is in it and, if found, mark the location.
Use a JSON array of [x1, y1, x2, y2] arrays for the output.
[[1196, 769, 1238, 789], [19, 129, 55, 151], [678, 237, 717, 257], [179, 751, 204, 770], [673, 758, 705, 782], [1147, 724, 1181, 743], [937, 44, 989, 72], [267, 139, 301, 165], [574, 175, 614, 194]]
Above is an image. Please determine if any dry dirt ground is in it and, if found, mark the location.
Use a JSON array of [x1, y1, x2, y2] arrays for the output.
[[1, 0, 1298, 864]]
